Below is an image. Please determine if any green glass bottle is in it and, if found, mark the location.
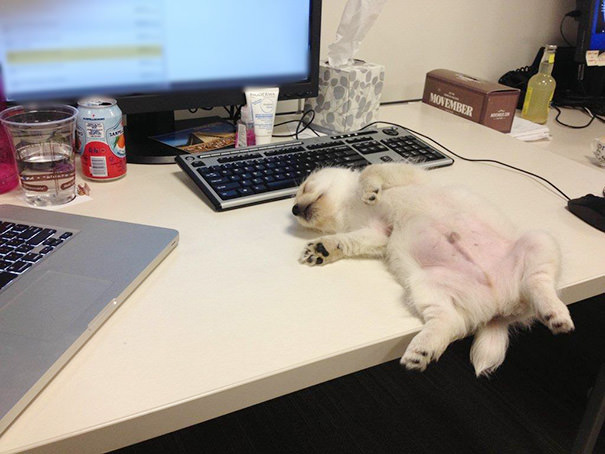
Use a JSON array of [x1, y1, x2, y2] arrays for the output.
[[521, 45, 557, 124]]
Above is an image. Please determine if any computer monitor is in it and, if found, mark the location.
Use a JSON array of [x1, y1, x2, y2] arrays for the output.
[[575, 0, 605, 62], [0, 0, 321, 163]]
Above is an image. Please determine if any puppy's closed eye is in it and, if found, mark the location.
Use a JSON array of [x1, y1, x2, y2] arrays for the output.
[[301, 182, 312, 194]]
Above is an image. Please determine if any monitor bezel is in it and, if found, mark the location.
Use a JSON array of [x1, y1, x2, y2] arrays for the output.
[[574, 0, 605, 62]]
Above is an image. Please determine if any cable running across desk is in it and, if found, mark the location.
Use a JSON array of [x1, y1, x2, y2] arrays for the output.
[[361, 121, 572, 201]]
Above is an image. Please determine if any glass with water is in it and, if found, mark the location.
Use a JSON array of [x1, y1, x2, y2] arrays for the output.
[[0, 105, 78, 206]]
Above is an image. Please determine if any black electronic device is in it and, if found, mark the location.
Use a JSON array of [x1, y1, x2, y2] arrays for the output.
[[0, 0, 322, 164], [574, 0, 605, 63], [566, 0, 605, 107]]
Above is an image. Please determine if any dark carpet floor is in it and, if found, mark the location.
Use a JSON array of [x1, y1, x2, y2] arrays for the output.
[[111, 295, 605, 454]]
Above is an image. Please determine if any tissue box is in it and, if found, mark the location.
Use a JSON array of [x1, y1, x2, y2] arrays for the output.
[[422, 69, 520, 133], [305, 60, 385, 133]]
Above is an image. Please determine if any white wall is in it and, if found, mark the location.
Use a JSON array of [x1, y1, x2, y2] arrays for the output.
[[320, 0, 578, 102], [179, 0, 578, 118]]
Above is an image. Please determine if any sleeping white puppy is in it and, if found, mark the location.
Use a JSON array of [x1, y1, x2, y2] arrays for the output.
[[292, 163, 574, 376]]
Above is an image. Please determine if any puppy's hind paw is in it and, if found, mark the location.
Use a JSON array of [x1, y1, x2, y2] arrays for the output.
[[361, 184, 381, 205], [541, 307, 575, 334], [400, 348, 431, 372]]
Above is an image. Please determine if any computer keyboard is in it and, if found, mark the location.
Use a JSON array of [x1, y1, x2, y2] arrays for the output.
[[0, 220, 74, 291], [176, 125, 454, 211]]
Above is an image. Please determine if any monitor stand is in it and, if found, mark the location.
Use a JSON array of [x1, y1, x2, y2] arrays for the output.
[[124, 111, 232, 164]]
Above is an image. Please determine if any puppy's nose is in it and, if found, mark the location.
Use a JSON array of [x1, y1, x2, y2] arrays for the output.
[[292, 204, 300, 216]]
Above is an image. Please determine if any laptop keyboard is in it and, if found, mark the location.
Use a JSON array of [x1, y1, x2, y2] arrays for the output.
[[0, 220, 75, 292], [176, 126, 453, 211]]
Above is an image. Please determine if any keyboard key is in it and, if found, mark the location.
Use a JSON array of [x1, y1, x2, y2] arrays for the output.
[[16, 244, 35, 253], [200, 170, 221, 179], [0, 271, 17, 290], [4, 238, 22, 248], [7, 261, 31, 273], [0, 222, 15, 233], [1, 230, 18, 239], [27, 228, 56, 246], [218, 189, 239, 199], [342, 155, 369, 164], [208, 177, 230, 185], [22, 253, 43, 263], [238, 188, 254, 196], [17, 226, 42, 240], [213, 182, 241, 192], [5, 251, 24, 262], [0, 260, 12, 270], [267, 179, 297, 191], [43, 238, 64, 247], [217, 152, 261, 163], [11, 224, 29, 232]]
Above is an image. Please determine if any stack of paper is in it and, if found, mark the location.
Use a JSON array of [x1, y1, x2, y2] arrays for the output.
[[507, 115, 551, 141]]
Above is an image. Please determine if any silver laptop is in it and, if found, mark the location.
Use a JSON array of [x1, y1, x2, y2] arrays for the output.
[[0, 204, 179, 435]]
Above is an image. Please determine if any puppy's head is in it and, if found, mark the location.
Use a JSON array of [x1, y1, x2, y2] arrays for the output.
[[292, 167, 358, 233]]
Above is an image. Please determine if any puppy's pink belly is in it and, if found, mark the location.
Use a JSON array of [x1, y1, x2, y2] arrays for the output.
[[411, 228, 512, 287], [420, 254, 491, 288]]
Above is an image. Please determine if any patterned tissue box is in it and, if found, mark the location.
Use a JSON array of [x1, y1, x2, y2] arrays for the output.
[[305, 60, 385, 133]]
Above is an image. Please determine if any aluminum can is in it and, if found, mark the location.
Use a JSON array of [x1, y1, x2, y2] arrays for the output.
[[76, 97, 127, 180]]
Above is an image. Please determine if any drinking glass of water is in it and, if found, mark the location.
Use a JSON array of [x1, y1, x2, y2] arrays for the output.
[[0, 105, 78, 206]]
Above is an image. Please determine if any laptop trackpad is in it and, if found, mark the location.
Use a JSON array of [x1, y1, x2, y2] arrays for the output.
[[0, 271, 113, 341]]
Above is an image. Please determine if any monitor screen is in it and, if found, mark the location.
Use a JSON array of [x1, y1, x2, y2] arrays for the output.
[[575, 0, 605, 61], [0, 0, 319, 106], [0, 0, 321, 163], [591, 0, 605, 46]]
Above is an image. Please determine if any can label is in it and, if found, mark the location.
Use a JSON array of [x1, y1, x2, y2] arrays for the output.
[[76, 97, 127, 180]]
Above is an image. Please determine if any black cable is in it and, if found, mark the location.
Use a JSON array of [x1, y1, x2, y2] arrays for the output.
[[560, 12, 578, 47], [360, 120, 572, 201], [295, 110, 320, 139], [272, 110, 318, 138], [552, 105, 598, 129], [581, 107, 605, 123]]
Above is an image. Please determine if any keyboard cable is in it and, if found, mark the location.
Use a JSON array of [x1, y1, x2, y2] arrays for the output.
[[360, 120, 572, 202]]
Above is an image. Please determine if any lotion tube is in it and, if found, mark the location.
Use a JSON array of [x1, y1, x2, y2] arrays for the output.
[[245, 87, 279, 145]]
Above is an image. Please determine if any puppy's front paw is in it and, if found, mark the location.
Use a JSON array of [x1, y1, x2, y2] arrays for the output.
[[361, 182, 382, 205], [299, 238, 343, 266]]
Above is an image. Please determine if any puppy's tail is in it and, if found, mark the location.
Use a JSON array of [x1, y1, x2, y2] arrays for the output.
[[470, 320, 510, 377]]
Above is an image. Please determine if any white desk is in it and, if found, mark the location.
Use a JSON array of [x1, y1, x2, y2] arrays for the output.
[[537, 106, 605, 170], [0, 102, 604, 454]]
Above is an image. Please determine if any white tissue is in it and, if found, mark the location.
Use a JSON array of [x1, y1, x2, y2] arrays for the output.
[[328, 0, 388, 67]]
